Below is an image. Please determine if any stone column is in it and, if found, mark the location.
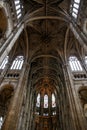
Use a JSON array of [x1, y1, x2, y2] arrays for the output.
[[26, 91, 33, 130], [1, 62, 29, 130], [63, 63, 87, 130]]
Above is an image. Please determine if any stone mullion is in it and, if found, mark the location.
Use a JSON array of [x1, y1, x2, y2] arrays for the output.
[[1, 62, 29, 130], [63, 64, 87, 130]]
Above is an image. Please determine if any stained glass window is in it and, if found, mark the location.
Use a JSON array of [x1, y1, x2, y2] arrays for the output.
[[52, 93, 56, 108], [36, 93, 40, 107], [44, 94, 48, 108], [10, 56, 24, 70]]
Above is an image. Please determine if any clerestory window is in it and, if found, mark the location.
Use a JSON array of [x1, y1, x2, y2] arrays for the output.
[[14, 0, 22, 19], [0, 56, 9, 69], [10, 56, 24, 70], [71, 0, 80, 19], [69, 56, 83, 72]]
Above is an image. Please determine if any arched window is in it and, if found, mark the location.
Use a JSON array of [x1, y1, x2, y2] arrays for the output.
[[0, 117, 3, 129], [36, 93, 40, 107], [52, 93, 56, 108], [44, 94, 48, 108], [69, 56, 83, 72], [10, 56, 24, 70], [0, 56, 9, 69]]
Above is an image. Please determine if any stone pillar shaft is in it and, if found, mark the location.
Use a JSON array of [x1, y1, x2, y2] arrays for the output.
[[1, 62, 29, 130]]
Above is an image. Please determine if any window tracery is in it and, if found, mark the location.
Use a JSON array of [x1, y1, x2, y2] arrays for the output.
[[36, 93, 40, 107], [14, 0, 22, 19], [0, 56, 9, 69], [10, 56, 24, 70], [44, 94, 48, 108], [71, 0, 80, 18], [69, 56, 83, 72], [35, 92, 57, 116]]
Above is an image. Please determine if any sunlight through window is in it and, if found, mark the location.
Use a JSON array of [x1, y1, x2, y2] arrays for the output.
[[0, 117, 3, 129], [44, 95, 48, 108], [36, 93, 40, 107], [14, 0, 22, 19], [10, 56, 24, 70], [52, 93, 56, 108], [69, 56, 83, 72], [0, 56, 9, 69], [71, 0, 80, 19]]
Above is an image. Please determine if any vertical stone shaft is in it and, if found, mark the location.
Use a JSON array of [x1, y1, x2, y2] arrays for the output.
[[1, 62, 29, 130]]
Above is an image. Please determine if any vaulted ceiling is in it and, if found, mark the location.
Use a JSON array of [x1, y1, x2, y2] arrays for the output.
[[16, 0, 83, 88]]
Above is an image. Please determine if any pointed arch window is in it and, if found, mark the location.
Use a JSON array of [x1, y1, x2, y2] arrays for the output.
[[69, 56, 83, 72], [36, 93, 40, 107], [52, 93, 56, 108], [0, 117, 3, 129], [0, 56, 9, 69], [10, 56, 24, 70], [44, 94, 48, 108]]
